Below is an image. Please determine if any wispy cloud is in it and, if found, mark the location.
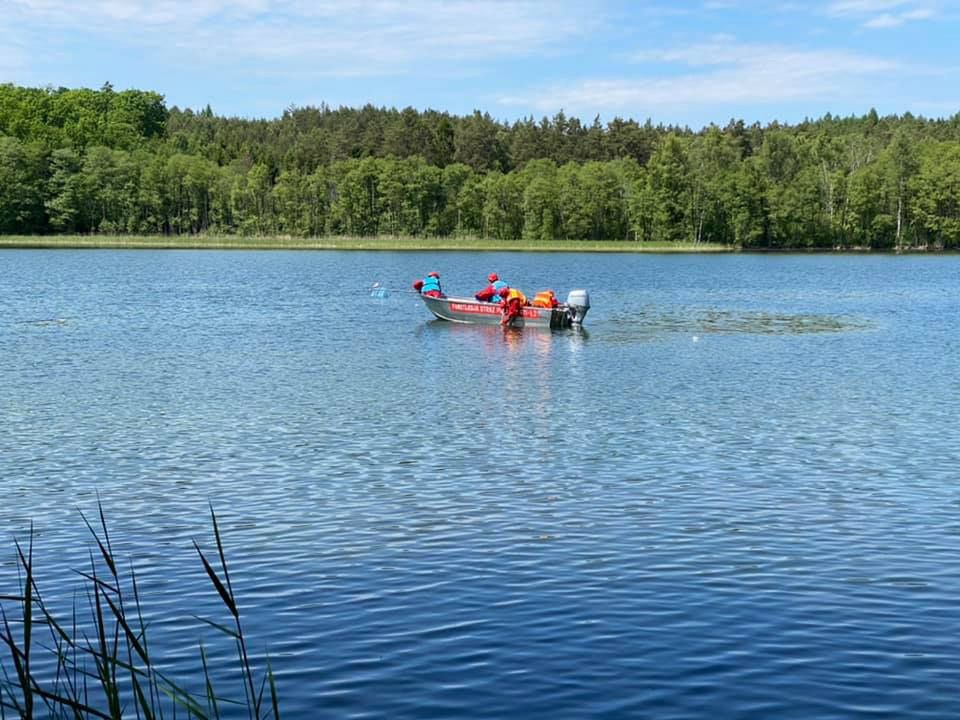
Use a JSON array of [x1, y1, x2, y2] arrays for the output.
[[0, 24, 29, 76], [864, 12, 905, 26], [8, 0, 591, 74], [827, 0, 912, 12], [826, 0, 936, 28], [11, 0, 267, 24], [500, 37, 898, 117], [5, 0, 955, 124]]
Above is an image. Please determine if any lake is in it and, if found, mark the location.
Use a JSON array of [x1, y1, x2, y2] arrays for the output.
[[3, 249, 960, 719]]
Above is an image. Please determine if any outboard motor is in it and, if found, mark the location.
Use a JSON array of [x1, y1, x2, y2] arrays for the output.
[[565, 289, 590, 325]]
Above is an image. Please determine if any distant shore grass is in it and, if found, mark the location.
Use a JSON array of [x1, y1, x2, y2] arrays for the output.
[[0, 234, 734, 252]]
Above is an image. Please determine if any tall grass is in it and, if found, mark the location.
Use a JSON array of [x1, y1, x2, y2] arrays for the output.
[[0, 234, 732, 252], [0, 505, 279, 720]]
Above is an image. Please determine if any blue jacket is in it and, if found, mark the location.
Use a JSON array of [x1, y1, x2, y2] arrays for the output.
[[491, 280, 507, 298], [421, 275, 442, 295]]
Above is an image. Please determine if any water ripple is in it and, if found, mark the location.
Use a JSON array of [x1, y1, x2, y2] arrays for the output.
[[3, 250, 960, 719]]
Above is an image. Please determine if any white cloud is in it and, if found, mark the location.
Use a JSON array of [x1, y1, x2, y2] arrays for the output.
[[864, 12, 905, 25], [10, 0, 245, 28], [500, 39, 899, 116], [827, 0, 911, 13], [10, 0, 268, 24], [0, 24, 29, 77], [825, 0, 936, 28], [634, 37, 895, 74], [7, 0, 591, 74]]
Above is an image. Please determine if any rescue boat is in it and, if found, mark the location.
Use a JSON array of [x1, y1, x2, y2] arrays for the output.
[[420, 290, 590, 329]]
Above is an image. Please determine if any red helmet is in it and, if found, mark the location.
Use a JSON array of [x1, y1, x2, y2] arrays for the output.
[[413, 280, 424, 290], [488, 273, 498, 282], [428, 271, 440, 278], [499, 286, 510, 298]]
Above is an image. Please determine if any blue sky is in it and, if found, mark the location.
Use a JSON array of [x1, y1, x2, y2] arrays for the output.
[[4, 0, 958, 129]]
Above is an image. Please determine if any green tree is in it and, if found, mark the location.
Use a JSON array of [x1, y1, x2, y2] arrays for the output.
[[46, 148, 84, 232], [454, 111, 507, 172], [557, 162, 590, 240], [686, 128, 739, 244], [382, 107, 430, 160], [883, 129, 919, 250], [521, 160, 559, 241], [910, 141, 960, 249], [579, 161, 630, 240], [273, 169, 312, 236], [330, 158, 382, 235], [0, 137, 47, 233], [230, 161, 275, 235], [424, 112, 456, 167], [73, 146, 140, 233], [730, 157, 770, 248], [625, 166, 653, 242], [411, 161, 444, 234], [481, 171, 523, 240], [443, 164, 483, 236], [645, 134, 692, 243], [759, 131, 823, 247], [846, 160, 894, 248]]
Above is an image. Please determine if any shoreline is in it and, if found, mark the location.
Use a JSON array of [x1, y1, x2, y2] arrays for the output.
[[0, 235, 733, 252], [0, 235, 951, 253]]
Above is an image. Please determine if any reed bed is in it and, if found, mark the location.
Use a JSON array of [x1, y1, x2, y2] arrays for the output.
[[0, 505, 279, 720], [0, 235, 732, 252]]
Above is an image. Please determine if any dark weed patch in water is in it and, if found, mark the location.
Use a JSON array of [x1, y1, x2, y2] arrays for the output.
[[605, 308, 870, 340]]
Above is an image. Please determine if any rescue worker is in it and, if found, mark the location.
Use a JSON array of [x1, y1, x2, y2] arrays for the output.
[[499, 285, 528, 326], [474, 272, 508, 302], [531, 289, 559, 308], [414, 271, 444, 298]]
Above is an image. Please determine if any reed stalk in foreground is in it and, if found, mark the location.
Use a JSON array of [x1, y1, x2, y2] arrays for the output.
[[0, 505, 279, 720]]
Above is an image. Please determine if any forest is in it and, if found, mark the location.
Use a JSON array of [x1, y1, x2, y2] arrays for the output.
[[1, 82, 959, 249]]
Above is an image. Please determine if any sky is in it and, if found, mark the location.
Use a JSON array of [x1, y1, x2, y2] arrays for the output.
[[3, 0, 959, 129]]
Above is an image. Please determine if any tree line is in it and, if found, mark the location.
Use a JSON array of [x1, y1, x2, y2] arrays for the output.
[[2, 82, 960, 249]]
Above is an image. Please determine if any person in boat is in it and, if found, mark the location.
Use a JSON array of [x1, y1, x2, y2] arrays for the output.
[[499, 286, 528, 326], [531, 289, 560, 308], [475, 272, 508, 303], [414, 271, 444, 298]]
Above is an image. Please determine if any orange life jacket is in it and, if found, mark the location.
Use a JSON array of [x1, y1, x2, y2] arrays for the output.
[[531, 290, 558, 308], [504, 288, 527, 305]]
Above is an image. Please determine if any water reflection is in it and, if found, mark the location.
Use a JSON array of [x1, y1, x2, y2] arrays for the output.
[[420, 320, 587, 360], [419, 321, 585, 431]]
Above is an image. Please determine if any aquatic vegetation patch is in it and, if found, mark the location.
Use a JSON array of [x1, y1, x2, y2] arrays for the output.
[[603, 308, 870, 341], [686, 309, 868, 335]]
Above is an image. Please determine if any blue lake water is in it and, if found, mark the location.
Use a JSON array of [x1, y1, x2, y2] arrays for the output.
[[2, 249, 960, 718]]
